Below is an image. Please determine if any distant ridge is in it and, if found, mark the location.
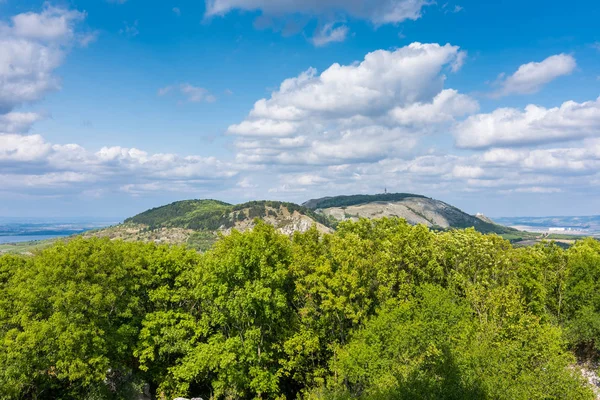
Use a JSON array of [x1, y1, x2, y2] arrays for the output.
[[89, 200, 334, 251], [304, 193, 515, 235], [303, 193, 427, 210], [86, 193, 517, 250]]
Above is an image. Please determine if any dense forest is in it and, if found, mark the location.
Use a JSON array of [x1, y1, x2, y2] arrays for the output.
[[1, 218, 600, 399]]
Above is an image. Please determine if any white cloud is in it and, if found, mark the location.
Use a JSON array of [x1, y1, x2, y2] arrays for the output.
[[205, 0, 432, 25], [492, 54, 576, 97], [228, 119, 299, 137], [180, 84, 216, 103], [389, 89, 478, 125], [204, 0, 432, 45], [173, 7, 181, 16], [248, 134, 600, 201], [229, 43, 473, 165], [0, 133, 240, 195], [237, 177, 258, 188], [0, 172, 93, 189], [0, 112, 43, 133], [9, 5, 86, 42], [158, 84, 216, 103], [452, 165, 484, 179], [454, 97, 600, 148], [237, 43, 465, 121], [0, 133, 51, 162], [0, 4, 88, 113], [311, 23, 349, 47], [512, 187, 562, 193]]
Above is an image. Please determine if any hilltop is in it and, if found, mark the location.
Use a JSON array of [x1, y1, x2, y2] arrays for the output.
[[304, 193, 515, 235], [79, 193, 523, 251], [85, 200, 334, 251]]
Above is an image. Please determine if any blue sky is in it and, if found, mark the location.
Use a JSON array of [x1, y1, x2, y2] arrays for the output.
[[1, 0, 599, 219]]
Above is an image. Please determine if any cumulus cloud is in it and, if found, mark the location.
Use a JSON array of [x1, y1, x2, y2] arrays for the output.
[[454, 97, 600, 148], [229, 42, 473, 166], [0, 133, 52, 162], [0, 133, 239, 195], [0, 4, 88, 113], [9, 6, 86, 42], [389, 89, 478, 125], [245, 131, 600, 201], [0, 112, 43, 133], [492, 54, 576, 97]]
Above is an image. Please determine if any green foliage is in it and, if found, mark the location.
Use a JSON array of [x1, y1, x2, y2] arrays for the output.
[[126, 199, 234, 231], [564, 238, 600, 356], [186, 231, 219, 252], [126, 199, 231, 225], [323, 285, 590, 400], [0, 238, 200, 399], [0, 218, 599, 399], [124, 199, 335, 233], [303, 193, 427, 210], [138, 222, 297, 398]]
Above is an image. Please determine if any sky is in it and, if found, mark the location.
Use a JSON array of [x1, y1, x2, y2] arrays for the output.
[[0, 0, 599, 219]]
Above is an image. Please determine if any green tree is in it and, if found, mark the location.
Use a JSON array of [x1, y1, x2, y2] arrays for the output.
[[322, 285, 592, 400], [564, 238, 600, 357], [138, 222, 297, 399]]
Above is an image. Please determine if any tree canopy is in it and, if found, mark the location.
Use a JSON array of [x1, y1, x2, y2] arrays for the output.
[[0, 218, 598, 399]]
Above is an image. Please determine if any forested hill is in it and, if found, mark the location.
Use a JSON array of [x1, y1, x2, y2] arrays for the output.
[[125, 199, 333, 231], [304, 193, 515, 234], [124, 199, 232, 228], [87, 194, 516, 251], [89, 199, 334, 250]]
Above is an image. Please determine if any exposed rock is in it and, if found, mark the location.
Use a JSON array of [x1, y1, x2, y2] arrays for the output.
[[578, 363, 600, 399], [316, 197, 497, 231]]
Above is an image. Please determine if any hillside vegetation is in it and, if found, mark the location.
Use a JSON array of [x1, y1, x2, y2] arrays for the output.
[[125, 199, 232, 230], [1, 218, 599, 399], [302, 193, 427, 209], [125, 200, 333, 232], [92, 200, 334, 251]]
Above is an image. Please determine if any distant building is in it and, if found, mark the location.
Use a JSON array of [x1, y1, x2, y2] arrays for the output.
[[548, 227, 566, 232]]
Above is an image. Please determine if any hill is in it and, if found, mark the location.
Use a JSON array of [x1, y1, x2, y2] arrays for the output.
[[85, 193, 521, 250], [87, 200, 333, 250], [304, 193, 515, 235]]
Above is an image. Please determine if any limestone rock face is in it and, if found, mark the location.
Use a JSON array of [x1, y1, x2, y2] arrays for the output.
[[314, 197, 493, 230]]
